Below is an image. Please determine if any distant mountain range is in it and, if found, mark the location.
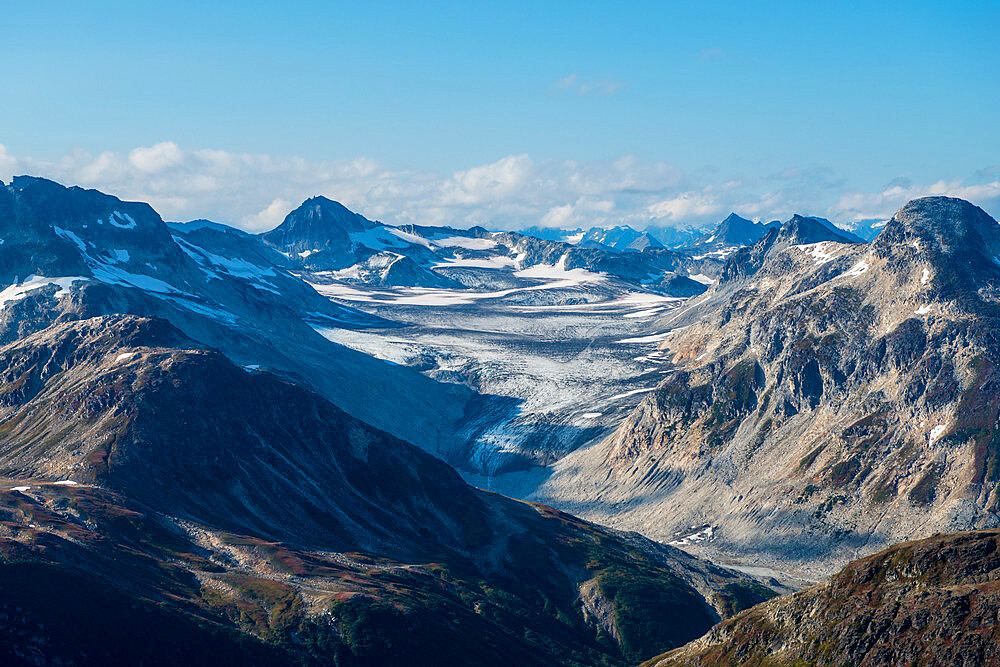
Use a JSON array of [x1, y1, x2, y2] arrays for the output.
[[257, 195, 725, 299]]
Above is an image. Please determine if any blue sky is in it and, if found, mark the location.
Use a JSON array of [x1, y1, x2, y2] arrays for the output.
[[1, 1, 998, 231]]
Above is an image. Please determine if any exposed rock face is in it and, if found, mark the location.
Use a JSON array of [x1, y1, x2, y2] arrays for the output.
[[529, 197, 1000, 577], [649, 529, 1000, 666], [778, 213, 864, 244]]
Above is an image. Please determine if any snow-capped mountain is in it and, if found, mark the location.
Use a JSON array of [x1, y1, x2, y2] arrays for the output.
[[517, 225, 587, 243], [843, 216, 891, 241], [0, 176, 485, 459], [579, 225, 664, 252], [0, 177, 382, 332], [683, 213, 780, 259], [645, 224, 704, 248], [261, 196, 720, 298]]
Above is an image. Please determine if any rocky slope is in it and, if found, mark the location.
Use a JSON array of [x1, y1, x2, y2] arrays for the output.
[[0, 176, 484, 461], [514, 197, 1000, 577], [648, 529, 1000, 666], [0, 313, 778, 664]]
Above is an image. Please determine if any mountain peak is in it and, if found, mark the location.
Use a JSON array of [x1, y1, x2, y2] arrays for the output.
[[721, 212, 751, 225], [874, 196, 1000, 256], [260, 196, 376, 247], [687, 212, 767, 252], [779, 214, 863, 245]]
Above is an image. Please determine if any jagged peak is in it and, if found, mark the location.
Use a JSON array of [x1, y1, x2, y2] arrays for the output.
[[1, 175, 167, 243]]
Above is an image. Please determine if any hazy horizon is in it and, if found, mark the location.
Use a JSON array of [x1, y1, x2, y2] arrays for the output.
[[2, 2, 997, 231]]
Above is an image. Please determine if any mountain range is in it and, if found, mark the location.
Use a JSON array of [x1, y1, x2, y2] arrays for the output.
[[2, 173, 998, 663], [0, 175, 793, 663], [513, 195, 1000, 579]]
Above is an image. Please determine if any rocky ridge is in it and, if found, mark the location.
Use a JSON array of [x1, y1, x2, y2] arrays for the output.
[[648, 529, 1000, 666]]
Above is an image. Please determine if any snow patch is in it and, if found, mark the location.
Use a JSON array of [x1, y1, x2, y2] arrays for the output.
[[0, 275, 86, 308], [688, 273, 715, 285], [513, 259, 604, 285], [107, 211, 137, 229], [608, 387, 656, 401], [929, 424, 947, 444], [915, 304, 932, 315], [669, 525, 714, 546], [54, 225, 188, 295], [581, 412, 602, 419], [431, 235, 497, 250], [52, 480, 79, 486], [433, 256, 517, 270], [921, 268, 930, 285], [114, 352, 137, 363], [843, 260, 869, 277], [616, 331, 675, 344], [386, 228, 434, 249], [624, 307, 663, 319], [105, 249, 130, 264], [793, 242, 838, 265]]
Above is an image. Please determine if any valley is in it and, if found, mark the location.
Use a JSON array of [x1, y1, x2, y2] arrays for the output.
[[2, 175, 1000, 663], [314, 280, 686, 476]]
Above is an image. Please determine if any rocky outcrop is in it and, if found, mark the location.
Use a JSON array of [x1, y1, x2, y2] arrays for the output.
[[649, 529, 1000, 666]]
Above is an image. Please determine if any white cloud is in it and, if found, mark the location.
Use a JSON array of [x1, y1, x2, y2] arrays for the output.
[[245, 198, 294, 232], [129, 141, 184, 173], [554, 73, 578, 89], [647, 192, 722, 221], [0, 141, 996, 234], [442, 154, 534, 205], [541, 204, 574, 228], [553, 73, 626, 96], [831, 179, 1000, 221], [539, 197, 616, 228]]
